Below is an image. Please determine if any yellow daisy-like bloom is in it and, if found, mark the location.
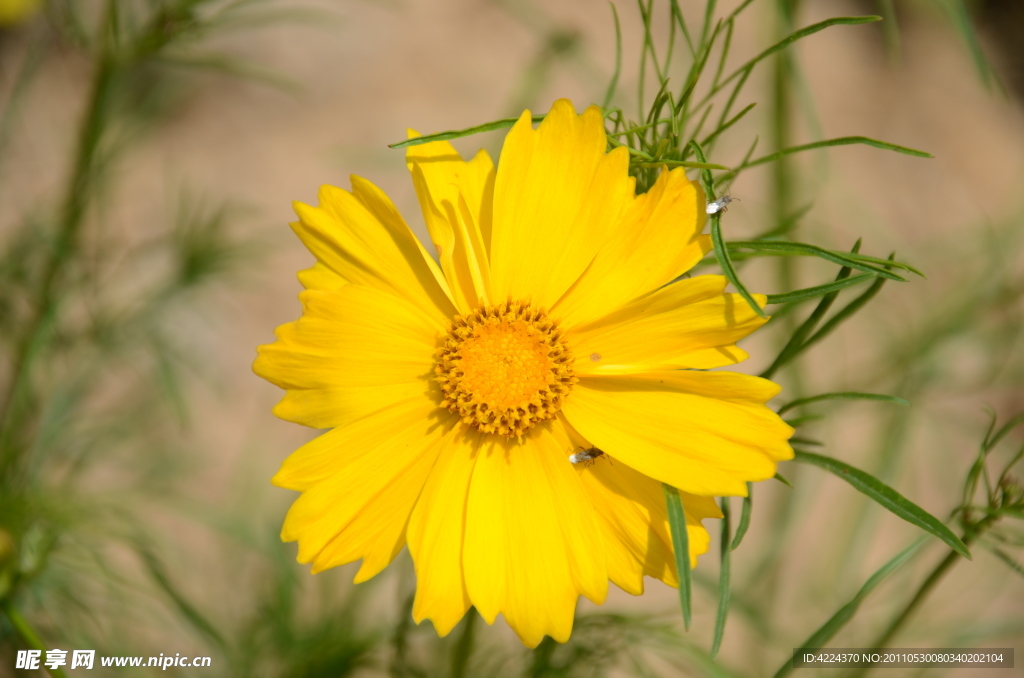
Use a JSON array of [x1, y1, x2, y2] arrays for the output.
[[254, 100, 794, 647]]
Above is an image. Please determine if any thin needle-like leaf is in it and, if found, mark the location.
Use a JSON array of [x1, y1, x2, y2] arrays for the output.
[[986, 545, 1024, 579], [727, 241, 911, 280], [792, 451, 970, 558], [388, 115, 545, 149], [777, 392, 911, 416], [761, 243, 859, 379], [716, 135, 931, 183], [689, 140, 767, 318], [663, 483, 692, 630], [731, 483, 752, 551], [799, 263, 892, 353], [711, 498, 731, 659], [702, 102, 756, 148], [700, 17, 883, 107], [771, 537, 928, 678], [602, 2, 623, 110], [765, 273, 876, 305]]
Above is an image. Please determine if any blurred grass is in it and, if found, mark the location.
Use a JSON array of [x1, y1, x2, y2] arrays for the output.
[[1, 0, 1022, 677]]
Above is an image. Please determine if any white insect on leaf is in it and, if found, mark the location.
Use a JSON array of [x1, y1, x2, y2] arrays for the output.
[[706, 194, 737, 215]]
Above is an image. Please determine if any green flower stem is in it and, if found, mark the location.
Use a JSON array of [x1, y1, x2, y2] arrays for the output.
[[748, 0, 804, 636], [450, 609, 477, 678], [0, 4, 117, 478], [2, 600, 69, 678]]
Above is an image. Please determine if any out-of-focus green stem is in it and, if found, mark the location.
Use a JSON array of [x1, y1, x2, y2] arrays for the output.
[[751, 0, 803, 602], [450, 610, 477, 678], [2, 600, 69, 678], [771, 0, 802, 392], [0, 10, 117, 480], [852, 515, 996, 677]]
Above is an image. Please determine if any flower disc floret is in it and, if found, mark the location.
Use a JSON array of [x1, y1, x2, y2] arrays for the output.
[[435, 300, 577, 437]]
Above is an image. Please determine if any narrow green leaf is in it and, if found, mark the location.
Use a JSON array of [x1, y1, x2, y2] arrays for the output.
[[988, 546, 1024, 579], [663, 483, 692, 630], [940, 0, 995, 87], [789, 436, 824, 447], [761, 244, 857, 379], [2, 602, 70, 678], [765, 273, 875, 305], [700, 0, 717, 45], [984, 413, 1024, 452], [711, 17, 734, 89], [730, 483, 752, 550], [737, 135, 932, 170], [878, 0, 901, 60], [669, 0, 696, 57], [728, 241, 908, 281], [678, 18, 722, 107], [792, 451, 970, 558], [981, 407, 1001, 450], [840, 251, 924, 278], [800, 267, 889, 353], [783, 414, 824, 428], [771, 538, 927, 678], [689, 140, 767, 319], [138, 548, 228, 651], [704, 17, 882, 106], [632, 160, 730, 170], [602, 2, 622, 110], [388, 115, 544, 149], [777, 392, 910, 416], [774, 472, 793, 488], [702, 102, 756, 148], [711, 498, 731, 659]]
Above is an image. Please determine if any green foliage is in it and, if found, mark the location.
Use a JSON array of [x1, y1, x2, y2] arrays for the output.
[[1, 1, 1020, 677], [792, 450, 969, 558], [663, 484, 692, 631]]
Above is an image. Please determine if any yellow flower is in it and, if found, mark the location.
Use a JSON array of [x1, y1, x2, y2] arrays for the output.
[[254, 100, 793, 647]]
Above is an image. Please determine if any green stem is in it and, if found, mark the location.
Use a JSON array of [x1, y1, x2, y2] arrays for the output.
[[749, 0, 803, 624], [450, 610, 477, 678], [0, 17, 117, 478], [2, 601, 70, 678], [389, 590, 415, 678]]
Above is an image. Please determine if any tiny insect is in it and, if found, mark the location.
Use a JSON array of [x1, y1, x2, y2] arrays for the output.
[[568, 446, 607, 467], [706, 194, 737, 215]]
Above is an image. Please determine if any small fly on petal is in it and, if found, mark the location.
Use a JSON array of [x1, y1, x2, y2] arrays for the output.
[[568, 446, 607, 467], [706, 194, 737, 215]]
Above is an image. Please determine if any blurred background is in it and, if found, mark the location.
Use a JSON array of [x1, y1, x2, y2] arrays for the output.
[[0, 0, 1022, 676]]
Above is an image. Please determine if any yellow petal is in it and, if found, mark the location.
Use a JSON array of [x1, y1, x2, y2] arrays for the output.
[[489, 100, 633, 311], [553, 167, 710, 328], [406, 133, 495, 313], [462, 421, 607, 647], [575, 455, 719, 592], [291, 177, 457, 326], [253, 285, 440, 429], [569, 275, 768, 375], [407, 425, 482, 636], [297, 261, 346, 291], [278, 401, 456, 582], [409, 161, 492, 311], [562, 372, 794, 496]]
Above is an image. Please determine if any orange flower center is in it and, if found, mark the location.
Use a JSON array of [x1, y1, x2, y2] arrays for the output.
[[435, 301, 577, 437]]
